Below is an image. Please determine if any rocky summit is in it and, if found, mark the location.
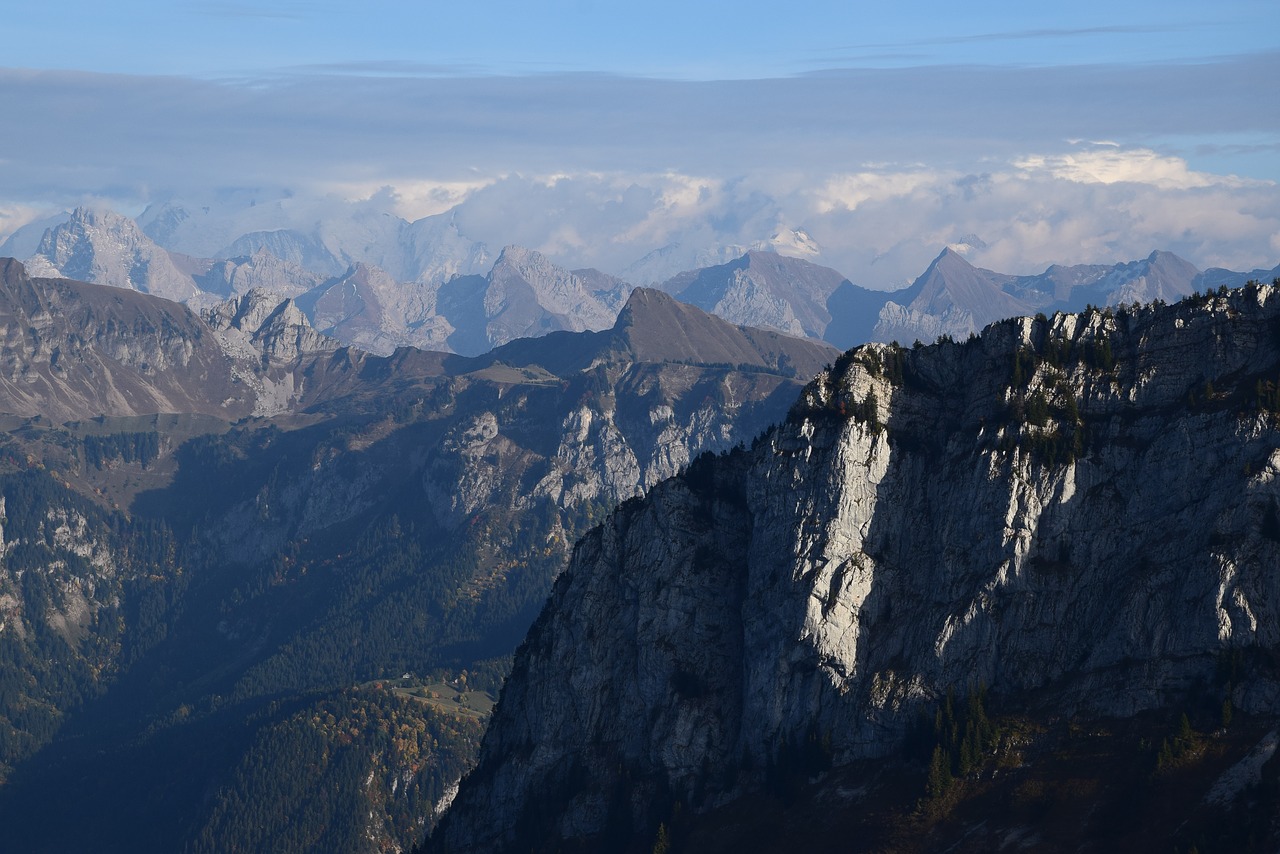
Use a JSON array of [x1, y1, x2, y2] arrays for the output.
[[435, 283, 1280, 852]]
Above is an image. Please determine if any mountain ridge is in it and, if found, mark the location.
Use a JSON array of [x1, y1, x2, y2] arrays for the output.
[[434, 283, 1280, 852], [477, 287, 835, 379], [23, 204, 1262, 363], [0, 258, 250, 423]]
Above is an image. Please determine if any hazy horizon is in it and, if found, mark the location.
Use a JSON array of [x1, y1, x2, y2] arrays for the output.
[[1, 1, 1276, 288]]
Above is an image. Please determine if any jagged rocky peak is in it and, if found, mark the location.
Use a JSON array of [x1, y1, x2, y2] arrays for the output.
[[196, 245, 324, 300], [206, 287, 295, 332], [884, 246, 1023, 326], [1119, 249, 1201, 304], [204, 288, 339, 362], [493, 244, 623, 289], [661, 249, 857, 341], [492, 244, 555, 277], [488, 245, 623, 323], [433, 245, 628, 356], [294, 261, 445, 356], [435, 284, 1280, 852], [26, 206, 200, 303]]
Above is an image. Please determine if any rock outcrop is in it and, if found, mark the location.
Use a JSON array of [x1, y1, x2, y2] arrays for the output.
[[204, 288, 339, 364], [0, 258, 250, 423], [436, 284, 1280, 852], [202, 289, 342, 416]]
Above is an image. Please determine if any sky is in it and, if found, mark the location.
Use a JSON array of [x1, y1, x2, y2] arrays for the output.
[[1, 1, 1278, 287], [4, 1, 1276, 78]]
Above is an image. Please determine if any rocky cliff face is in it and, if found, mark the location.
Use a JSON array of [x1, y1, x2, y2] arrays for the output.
[[436, 284, 1280, 852], [202, 288, 341, 416]]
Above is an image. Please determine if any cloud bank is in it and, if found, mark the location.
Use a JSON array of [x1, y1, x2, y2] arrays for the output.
[[0, 53, 1276, 286]]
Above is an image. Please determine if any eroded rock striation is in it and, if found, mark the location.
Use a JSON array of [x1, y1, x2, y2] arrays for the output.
[[436, 284, 1280, 851]]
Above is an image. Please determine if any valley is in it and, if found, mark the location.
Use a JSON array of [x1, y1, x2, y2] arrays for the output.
[[0, 257, 832, 851]]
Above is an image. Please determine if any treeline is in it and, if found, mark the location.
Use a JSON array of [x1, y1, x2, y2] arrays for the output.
[[897, 684, 1002, 804], [0, 469, 184, 777], [189, 688, 483, 854], [82, 431, 161, 469]]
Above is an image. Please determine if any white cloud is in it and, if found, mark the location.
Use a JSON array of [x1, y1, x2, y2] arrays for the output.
[[324, 178, 500, 220], [1013, 147, 1250, 190], [373, 157, 1277, 288], [811, 169, 948, 214]]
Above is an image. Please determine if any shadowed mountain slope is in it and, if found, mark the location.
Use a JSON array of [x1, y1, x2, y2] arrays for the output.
[[0, 263, 838, 854], [435, 284, 1280, 853], [476, 287, 836, 379]]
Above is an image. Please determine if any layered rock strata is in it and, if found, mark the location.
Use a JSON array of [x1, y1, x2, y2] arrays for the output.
[[437, 285, 1280, 851]]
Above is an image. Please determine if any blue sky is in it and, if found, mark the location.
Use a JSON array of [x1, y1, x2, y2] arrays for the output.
[[1, 1, 1277, 285], [6, 0, 1276, 78]]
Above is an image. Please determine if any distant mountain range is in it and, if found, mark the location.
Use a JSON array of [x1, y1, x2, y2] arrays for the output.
[[869, 246, 1205, 344], [11, 206, 1278, 362]]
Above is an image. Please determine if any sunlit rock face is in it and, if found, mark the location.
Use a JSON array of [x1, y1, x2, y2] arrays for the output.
[[437, 284, 1280, 852], [27, 207, 202, 303]]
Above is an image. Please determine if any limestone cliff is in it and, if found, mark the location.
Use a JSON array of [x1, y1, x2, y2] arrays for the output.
[[436, 284, 1280, 851]]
